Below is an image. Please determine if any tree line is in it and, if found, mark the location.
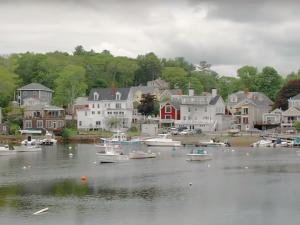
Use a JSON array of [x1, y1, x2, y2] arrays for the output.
[[1, 45, 300, 110]]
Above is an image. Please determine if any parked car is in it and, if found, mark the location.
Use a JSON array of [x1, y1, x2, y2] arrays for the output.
[[179, 129, 193, 135], [177, 126, 188, 132]]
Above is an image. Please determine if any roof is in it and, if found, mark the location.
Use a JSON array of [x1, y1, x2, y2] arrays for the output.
[[209, 96, 220, 105], [130, 86, 158, 94], [24, 104, 64, 111], [282, 106, 300, 116], [291, 93, 300, 100], [88, 88, 131, 101], [228, 91, 273, 107], [18, 83, 53, 92], [74, 97, 88, 105]]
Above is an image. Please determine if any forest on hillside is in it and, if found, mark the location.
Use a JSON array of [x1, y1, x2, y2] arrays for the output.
[[1, 45, 300, 110]]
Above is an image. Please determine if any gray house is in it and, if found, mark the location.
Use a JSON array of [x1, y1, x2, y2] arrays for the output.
[[16, 83, 53, 106], [228, 91, 273, 131]]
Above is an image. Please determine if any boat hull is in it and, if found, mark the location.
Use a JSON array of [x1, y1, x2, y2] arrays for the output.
[[186, 154, 212, 161], [144, 140, 181, 147], [97, 153, 129, 163], [14, 146, 42, 152], [129, 152, 156, 159]]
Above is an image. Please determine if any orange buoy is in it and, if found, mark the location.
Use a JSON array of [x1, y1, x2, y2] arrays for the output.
[[81, 176, 87, 181]]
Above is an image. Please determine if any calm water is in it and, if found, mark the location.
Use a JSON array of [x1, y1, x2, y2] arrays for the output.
[[1, 144, 300, 225]]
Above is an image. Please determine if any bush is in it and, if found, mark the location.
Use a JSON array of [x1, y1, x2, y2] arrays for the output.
[[61, 128, 77, 141], [8, 123, 20, 135], [294, 120, 300, 132]]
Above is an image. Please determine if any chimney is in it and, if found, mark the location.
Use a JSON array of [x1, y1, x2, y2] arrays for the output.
[[188, 89, 194, 96], [212, 88, 217, 98], [111, 82, 116, 96]]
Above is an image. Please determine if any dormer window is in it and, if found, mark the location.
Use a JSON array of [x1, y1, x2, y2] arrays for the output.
[[116, 92, 121, 100], [94, 92, 99, 101]]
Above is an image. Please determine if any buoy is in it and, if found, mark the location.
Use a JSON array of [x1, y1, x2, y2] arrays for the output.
[[68, 146, 72, 150], [22, 166, 27, 170], [33, 207, 49, 215], [68, 153, 73, 157], [93, 161, 97, 164], [189, 182, 192, 186], [207, 164, 211, 168], [245, 166, 248, 169], [81, 176, 87, 181]]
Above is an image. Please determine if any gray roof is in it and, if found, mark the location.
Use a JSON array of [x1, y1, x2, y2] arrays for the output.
[[209, 96, 220, 105], [88, 88, 131, 101], [18, 83, 53, 92], [228, 91, 273, 107], [24, 104, 64, 111], [291, 93, 300, 100], [130, 86, 158, 94]]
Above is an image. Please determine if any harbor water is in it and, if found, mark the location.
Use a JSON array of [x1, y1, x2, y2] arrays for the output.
[[1, 144, 300, 225]]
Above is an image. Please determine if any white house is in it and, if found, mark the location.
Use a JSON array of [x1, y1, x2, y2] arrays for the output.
[[281, 93, 300, 128], [77, 88, 133, 131], [263, 108, 282, 125], [174, 89, 227, 131]]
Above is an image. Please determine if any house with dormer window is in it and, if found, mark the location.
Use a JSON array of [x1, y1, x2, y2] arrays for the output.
[[77, 88, 133, 131]]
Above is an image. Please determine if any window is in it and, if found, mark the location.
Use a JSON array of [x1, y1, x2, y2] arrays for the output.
[[204, 107, 207, 112], [24, 120, 32, 129], [243, 108, 249, 115], [92, 104, 95, 108], [97, 111, 101, 114], [97, 104, 100, 108], [47, 121, 52, 128], [114, 112, 118, 115], [96, 121, 101, 125], [94, 92, 99, 101], [188, 107, 191, 112], [183, 116, 186, 120], [92, 111, 95, 115], [37, 120, 43, 128], [58, 121, 64, 128], [116, 103, 122, 109], [242, 117, 249, 124], [116, 92, 121, 100], [165, 115, 171, 119], [165, 106, 171, 113], [79, 121, 82, 126]]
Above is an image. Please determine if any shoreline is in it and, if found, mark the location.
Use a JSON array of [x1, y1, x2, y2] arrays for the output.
[[0, 134, 261, 147]]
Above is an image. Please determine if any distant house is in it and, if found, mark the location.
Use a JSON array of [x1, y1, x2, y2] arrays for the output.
[[263, 108, 283, 125], [16, 83, 53, 106], [77, 88, 133, 131], [281, 107, 300, 128], [160, 89, 228, 131], [23, 104, 65, 132], [147, 78, 169, 90], [227, 91, 273, 131]]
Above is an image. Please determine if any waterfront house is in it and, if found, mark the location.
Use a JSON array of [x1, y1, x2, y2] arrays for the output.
[[16, 83, 53, 106], [77, 87, 133, 131], [263, 108, 282, 125], [167, 89, 227, 131], [281, 107, 300, 128], [227, 91, 273, 131], [159, 98, 180, 127], [23, 104, 65, 132]]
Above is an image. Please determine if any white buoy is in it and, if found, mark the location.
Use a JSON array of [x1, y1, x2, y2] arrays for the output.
[[22, 166, 27, 170], [93, 161, 97, 164], [68, 146, 72, 150], [207, 164, 211, 168], [245, 166, 249, 169], [33, 207, 49, 215], [189, 182, 192, 186], [231, 149, 235, 152], [69, 153, 73, 157]]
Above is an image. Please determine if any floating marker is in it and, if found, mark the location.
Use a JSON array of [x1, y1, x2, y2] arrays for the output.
[[245, 166, 248, 169], [22, 166, 27, 170], [207, 164, 211, 168], [189, 182, 192, 186], [68, 146, 72, 150], [33, 207, 49, 215]]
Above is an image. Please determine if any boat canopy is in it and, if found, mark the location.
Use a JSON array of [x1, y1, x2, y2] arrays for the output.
[[19, 129, 42, 135]]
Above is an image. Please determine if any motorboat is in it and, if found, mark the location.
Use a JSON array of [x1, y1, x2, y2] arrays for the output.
[[0, 145, 16, 156], [96, 144, 129, 163], [40, 132, 57, 145], [198, 139, 229, 147], [14, 145, 42, 152], [251, 139, 272, 147], [129, 150, 156, 159], [186, 149, 212, 161], [143, 134, 181, 147], [100, 132, 141, 144], [20, 129, 42, 146]]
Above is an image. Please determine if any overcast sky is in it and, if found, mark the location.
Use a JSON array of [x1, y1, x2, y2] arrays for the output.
[[1, 0, 300, 76]]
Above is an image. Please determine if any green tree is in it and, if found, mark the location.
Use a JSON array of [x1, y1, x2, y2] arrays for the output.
[[217, 76, 242, 100], [294, 120, 300, 132], [256, 66, 283, 101], [0, 66, 18, 107], [161, 67, 188, 91], [237, 66, 258, 91], [134, 53, 161, 85], [54, 65, 88, 107]]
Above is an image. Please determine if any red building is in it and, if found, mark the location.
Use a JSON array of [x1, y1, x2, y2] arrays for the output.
[[160, 101, 179, 127]]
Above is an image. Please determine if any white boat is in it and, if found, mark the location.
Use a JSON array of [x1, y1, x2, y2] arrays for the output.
[[96, 144, 129, 163], [186, 149, 212, 161], [198, 139, 229, 147], [14, 145, 42, 152], [0, 145, 16, 156], [129, 150, 156, 159], [40, 132, 57, 145], [251, 139, 272, 147], [20, 129, 42, 146], [101, 132, 141, 144], [143, 134, 181, 147]]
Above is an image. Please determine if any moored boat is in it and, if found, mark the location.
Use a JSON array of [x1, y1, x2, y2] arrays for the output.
[[143, 134, 181, 147], [96, 144, 129, 163], [186, 149, 212, 161], [129, 150, 156, 159], [100, 131, 141, 144], [14, 145, 42, 152], [198, 139, 229, 147]]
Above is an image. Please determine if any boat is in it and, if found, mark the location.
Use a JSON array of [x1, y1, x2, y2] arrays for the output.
[[96, 144, 129, 163], [0, 145, 16, 156], [14, 145, 42, 152], [40, 132, 57, 145], [129, 150, 156, 159], [100, 131, 141, 144], [186, 149, 212, 161], [143, 134, 181, 147], [251, 139, 272, 147], [198, 139, 229, 147]]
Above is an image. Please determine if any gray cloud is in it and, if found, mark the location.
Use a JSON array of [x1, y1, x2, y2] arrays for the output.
[[1, 0, 300, 75]]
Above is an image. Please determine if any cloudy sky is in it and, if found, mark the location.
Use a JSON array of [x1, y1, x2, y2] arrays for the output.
[[1, 0, 300, 76]]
